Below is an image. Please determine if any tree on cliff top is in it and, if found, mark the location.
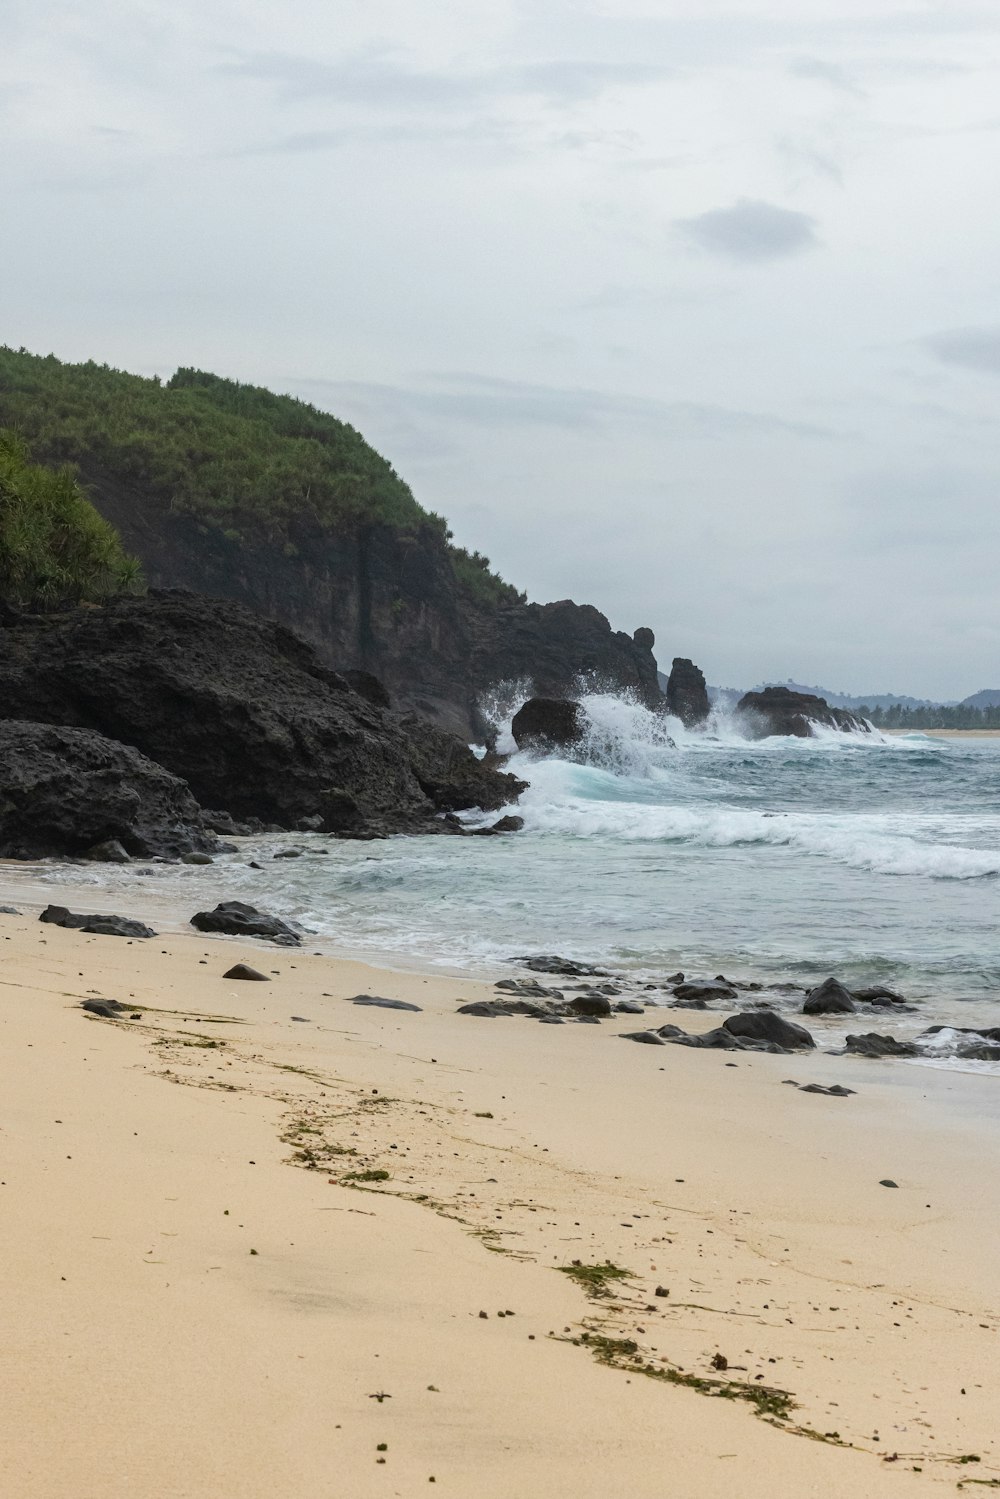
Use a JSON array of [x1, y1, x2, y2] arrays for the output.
[[0, 346, 520, 607], [0, 430, 143, 608]]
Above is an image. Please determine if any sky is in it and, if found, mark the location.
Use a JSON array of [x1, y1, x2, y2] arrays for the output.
[[3, 1, 1000, 697]]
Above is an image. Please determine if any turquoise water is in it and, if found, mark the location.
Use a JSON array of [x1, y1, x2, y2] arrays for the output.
[[11, 695, 1000, 1068]]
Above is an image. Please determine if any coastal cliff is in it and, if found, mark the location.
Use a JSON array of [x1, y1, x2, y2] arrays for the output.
[[0, 348, 660, 736]]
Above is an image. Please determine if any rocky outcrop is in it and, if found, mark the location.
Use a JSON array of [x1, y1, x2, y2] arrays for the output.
[[723, 1010, 815, 1049], [735, 687, 870, 739], [71, 458, 663, 737], [0, 719, 216, 860], [665, 658, 710, 727], [510, 698, 586, 752], [0, 592, 525, 835]]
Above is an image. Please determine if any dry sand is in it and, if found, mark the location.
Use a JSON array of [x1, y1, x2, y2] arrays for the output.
[[1, 899, 999, 1497]]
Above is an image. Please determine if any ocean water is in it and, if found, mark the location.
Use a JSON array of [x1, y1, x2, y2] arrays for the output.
[[10, 693, 1000, 1074]]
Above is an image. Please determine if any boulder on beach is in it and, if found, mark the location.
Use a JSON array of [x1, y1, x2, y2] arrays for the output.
[[671, 979, 737, 1005], [39, 904, 156, 939], [803, 977, 857, 1015], [190, 901, 300, 946], [723, 1010, 816, 1050], [735, 687, 870, 739], [511, 697, 586, 753], [0, 719, 217, 862]]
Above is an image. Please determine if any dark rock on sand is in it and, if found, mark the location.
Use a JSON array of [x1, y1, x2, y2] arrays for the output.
[[0, 720, 217, 861], [672, 979, 737, 1005], [350, 995, 422, 1012], [567, 993, 613, 1018], [80, 998, 134, 1018], [0, 591, 525, 836], [615, 1001, 646, 1015], [190, 901, 300, 946], [223, 963, 270, 981], [665, 658, 710, 727], [799, 1083, 856, 1097], [803, 977, 857, 1015], [723, 1010, 815, 1050], [845, 1032, 918, 1058], [621, 1030, 668, 1045], [40, 904, 156, 939], [0, 906, 20, 914], [511, 697, 586, 753], [735, 686, 870, 739]]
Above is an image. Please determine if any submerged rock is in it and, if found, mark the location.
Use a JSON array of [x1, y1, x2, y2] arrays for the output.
[[803, 977, 857, 1015], [190, 901, 300, 946], [845, 1032, 918, 1058], [40, 904, 156, 939], [513, 955, 612, 978]]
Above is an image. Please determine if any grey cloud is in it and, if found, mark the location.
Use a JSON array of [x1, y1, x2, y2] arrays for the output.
[[788, 56, 865, 98], [221, 48, 672, 111], [291, 372, 831, 440], [923, 326, 1000, 375], [675, 199, 820, 262]]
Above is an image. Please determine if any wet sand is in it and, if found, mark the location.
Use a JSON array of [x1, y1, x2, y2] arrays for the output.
[[1, 901, 999, 1496]]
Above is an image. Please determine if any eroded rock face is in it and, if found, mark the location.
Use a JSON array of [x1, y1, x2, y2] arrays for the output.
[[0, 592, 525, 834], [735, 687, 870, 739], [665, 658, 710, 727], [511, 697, 586, 752], [0, 720, 216, 860]]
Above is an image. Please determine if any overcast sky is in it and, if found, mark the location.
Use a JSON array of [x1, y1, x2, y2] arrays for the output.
[[4, 1, 1000, 697]]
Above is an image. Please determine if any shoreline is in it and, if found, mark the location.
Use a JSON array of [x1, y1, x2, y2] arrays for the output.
[[2, 904, 999, 1495]]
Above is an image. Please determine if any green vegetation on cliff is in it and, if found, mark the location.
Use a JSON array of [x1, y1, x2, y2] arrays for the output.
[[0, 430, 142, 607], [0, 346, 519, 606]]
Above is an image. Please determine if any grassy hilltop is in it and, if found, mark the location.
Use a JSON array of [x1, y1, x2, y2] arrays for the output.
[[0, 346, 520, 607]]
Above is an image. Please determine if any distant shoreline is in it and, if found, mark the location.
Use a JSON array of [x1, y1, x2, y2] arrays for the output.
[[883, 727, 1000, 739]]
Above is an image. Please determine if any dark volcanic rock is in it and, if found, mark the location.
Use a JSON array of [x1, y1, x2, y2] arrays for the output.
[[0, 592, 525, 834], [470, 814, 525, 836], [622, 1030, 668, 1045], [735, 687, 870, 739], [0, 720, 216, 861], [0, 906, 20, 914], [723, 1010, 816, 1050], [852, 985, 906, 1005], [223, 963, 270, 981], [511, 698, 586, 753], [190, 901, 300, 946], [514, 955, 611, 977], [350, 995, 422, 1012], [803, 977, 858, 1015], [799, 1083, 856, 1097], [845, 1032, 918, 1058], [567, 993, 613, 1017], [665, 658, 710, 727], [672, 980, 737, 1005], [40, 904, 156, 938], [80, 998, 136, 1018]]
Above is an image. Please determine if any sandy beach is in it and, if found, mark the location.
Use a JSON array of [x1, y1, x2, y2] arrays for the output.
[[2, 896, 999, 1498]]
